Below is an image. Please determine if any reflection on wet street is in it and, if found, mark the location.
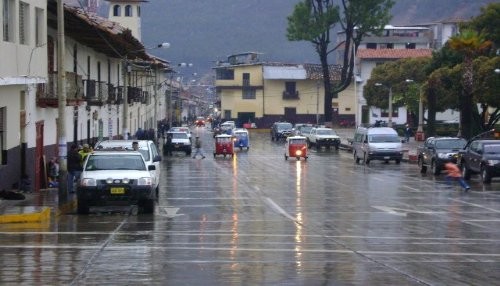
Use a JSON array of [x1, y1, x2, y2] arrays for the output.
[[1, 127, 500, 285]]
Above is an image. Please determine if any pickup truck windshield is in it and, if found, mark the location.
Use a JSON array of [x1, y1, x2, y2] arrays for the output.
[[85, 155, 146, 171], [317, 129, 336, 135]]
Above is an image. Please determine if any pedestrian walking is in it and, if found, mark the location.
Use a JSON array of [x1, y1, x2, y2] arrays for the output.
[[404, 124, 412, 143], [164, 134, 173, 156], [48, 157, 59, 182], [68, 144, 83, 193], [192, 136, 205, 159], [444, 162, 470, 191]]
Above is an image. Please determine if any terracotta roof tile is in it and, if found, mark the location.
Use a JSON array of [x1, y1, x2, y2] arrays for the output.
[[357, 48, 433, 59]]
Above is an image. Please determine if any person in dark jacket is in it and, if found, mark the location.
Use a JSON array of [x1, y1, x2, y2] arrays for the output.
[[67, 144, 83, 193]]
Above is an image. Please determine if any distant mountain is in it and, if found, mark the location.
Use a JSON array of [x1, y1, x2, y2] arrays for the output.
[[88, 0, 498, 79]]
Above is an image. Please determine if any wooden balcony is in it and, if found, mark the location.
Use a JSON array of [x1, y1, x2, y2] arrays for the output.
[[85, 80, 110, 106], [36, 72, 84, 108]]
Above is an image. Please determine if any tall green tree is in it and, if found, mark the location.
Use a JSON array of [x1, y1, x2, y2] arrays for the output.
[[287, 0, 394, 124], [363, 57, 430, 126], [448, 29, 492, 139], [463, 3, 500, 49], [474, 56, 500, 131]]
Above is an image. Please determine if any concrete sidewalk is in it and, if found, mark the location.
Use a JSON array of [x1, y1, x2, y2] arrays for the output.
[[1, 128, 423, 223], [0, 189, 76, 224]]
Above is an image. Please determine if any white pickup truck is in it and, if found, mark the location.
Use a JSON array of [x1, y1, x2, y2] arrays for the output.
[[305, 127, 341, 150]]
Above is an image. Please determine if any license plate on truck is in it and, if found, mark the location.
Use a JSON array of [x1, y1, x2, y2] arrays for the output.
[[110, 187, 125, 194]]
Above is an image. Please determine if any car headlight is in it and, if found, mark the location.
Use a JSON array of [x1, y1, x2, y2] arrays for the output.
[[486, 160, 500, 165], [81, 178, 97, 187], [437, 153, 449, 159], [295, 150, 303, 156], [138, 177, 153, 186]]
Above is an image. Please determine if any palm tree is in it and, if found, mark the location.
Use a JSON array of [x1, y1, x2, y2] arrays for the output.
[[448, 29, 492, 139]]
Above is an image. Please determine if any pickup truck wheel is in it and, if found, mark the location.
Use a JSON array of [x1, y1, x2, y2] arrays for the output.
[[77, 199, 89, 215], [307, 140, 312, 149], [431, 160, 440, 175], [481, 167, 492, 184], [140, 199, 155, 214], [418, 157, 427, 173], [335, 144, 339, 151], [395, 159, 401, 164], [462, 163, 471, 180]]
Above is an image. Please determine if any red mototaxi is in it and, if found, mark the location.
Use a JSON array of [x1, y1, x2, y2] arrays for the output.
[[213, 134, 234, 158], [285, 136, 308, 160]]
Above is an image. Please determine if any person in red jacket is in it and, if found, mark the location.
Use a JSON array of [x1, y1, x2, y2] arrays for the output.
[[444, 162, 470, 191]]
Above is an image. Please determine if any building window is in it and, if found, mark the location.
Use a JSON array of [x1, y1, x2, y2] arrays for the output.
[[216, 69, 234, 80], [137, 6, 141, 17], [242, 87, 256, 99], [113, 5, 121, 16], [35, 8, 44, 46], [242, 73, 250, 86], [283, 81, 299, 99], [406, 43, 416, 49], [224, 110, 231, 120], [380, 43, 393, 49], [0, 107, 5, 165], [19, 2, 30, 45], [3, 0, 15, 42], [125, 5, 132, 17], [366, 43, 377, 49]]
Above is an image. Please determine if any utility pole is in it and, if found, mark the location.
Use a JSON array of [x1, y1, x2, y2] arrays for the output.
[[57, 0, 68, 203], [122, 61, 129, 139]]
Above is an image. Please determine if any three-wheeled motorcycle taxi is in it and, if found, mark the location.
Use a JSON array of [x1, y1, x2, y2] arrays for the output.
[[233, 128, 250, 150], [285, 136, 308, 161], [214, 134, 234, 158]]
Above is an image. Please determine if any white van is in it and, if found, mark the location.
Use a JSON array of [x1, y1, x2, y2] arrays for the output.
[[352, 127, 403, 165]]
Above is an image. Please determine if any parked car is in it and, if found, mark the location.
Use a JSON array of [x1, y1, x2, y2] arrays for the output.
[[270, 122, 293, 141], [77, 150, 157, 214], [167, 131, 192, 155], [305, 127, 341, 150], [417, 137, 467, 175], [169, 126, 192, 141], [458, 139, 500, 183], [293, 123, 314, 136], [94, 139, 161, 193]]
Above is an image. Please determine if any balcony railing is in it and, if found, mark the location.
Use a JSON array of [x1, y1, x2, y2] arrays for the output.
[[282, 90, 299, 100], [36, 72, 84, 107], [84, 80, 111, 106]]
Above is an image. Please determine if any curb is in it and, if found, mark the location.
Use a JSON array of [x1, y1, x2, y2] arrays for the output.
[[0, 207, 51, 224]]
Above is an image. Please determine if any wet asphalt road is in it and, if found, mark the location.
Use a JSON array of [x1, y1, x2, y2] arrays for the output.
[[1, 127, 500, 285]]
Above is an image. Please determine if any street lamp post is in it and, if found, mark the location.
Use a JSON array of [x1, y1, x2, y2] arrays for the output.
[[375, 83, 393, 127]]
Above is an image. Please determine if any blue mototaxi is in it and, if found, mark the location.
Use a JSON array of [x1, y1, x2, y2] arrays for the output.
[[233, 128, 250, 150]]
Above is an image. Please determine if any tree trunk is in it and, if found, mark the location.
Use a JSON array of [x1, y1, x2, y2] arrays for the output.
[[319, 45, 332, 125], [426, 89, 437, 137], [461, 57, 473, 139]]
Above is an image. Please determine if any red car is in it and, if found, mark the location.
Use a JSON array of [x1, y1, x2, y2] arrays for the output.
[[195, 117, 205, 127]]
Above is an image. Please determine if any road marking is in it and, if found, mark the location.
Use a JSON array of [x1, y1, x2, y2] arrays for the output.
[[450, 199, 500, 213], [265, 197, 296, 221], [157, 207, 183, 218], [372, 206, 448, 216]]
